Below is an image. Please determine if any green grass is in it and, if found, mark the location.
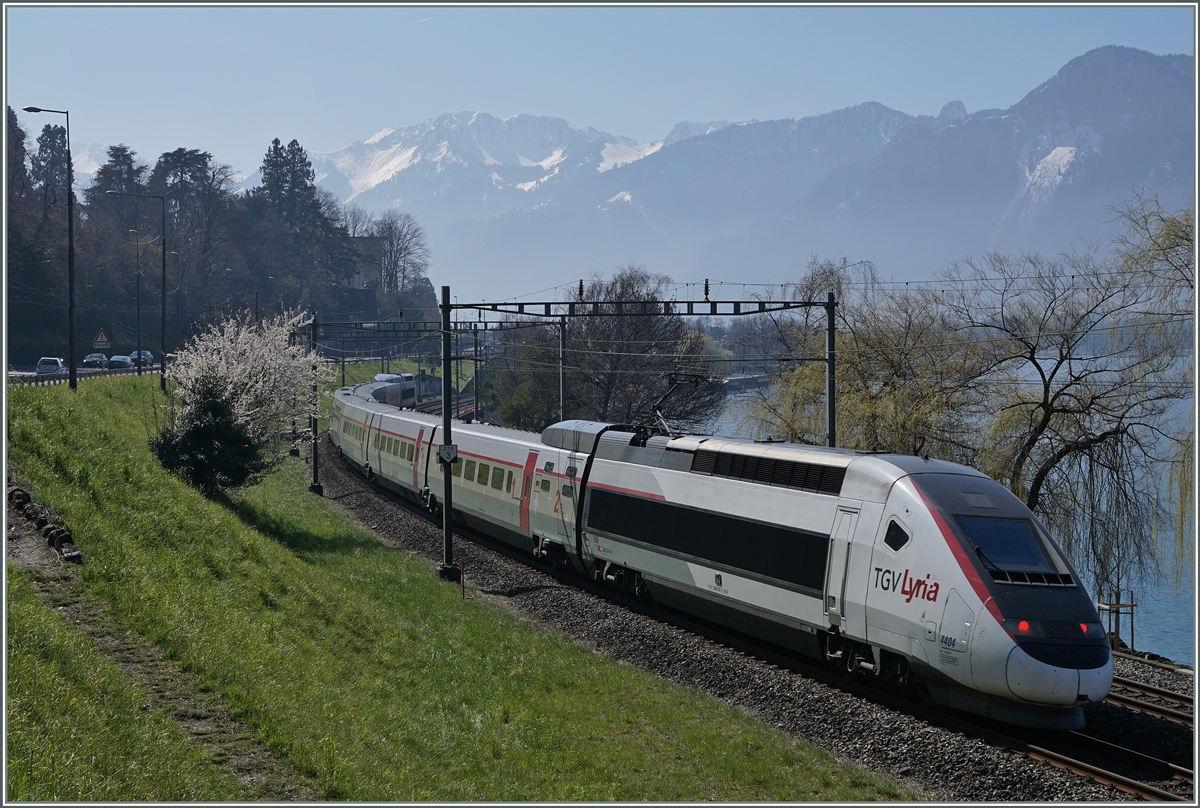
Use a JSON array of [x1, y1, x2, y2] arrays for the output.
[[5, 565, 250, 801], [7, 375, 916, 801]]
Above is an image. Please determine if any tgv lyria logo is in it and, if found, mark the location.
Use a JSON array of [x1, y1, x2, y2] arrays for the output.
[[873, 567, 941, 603]]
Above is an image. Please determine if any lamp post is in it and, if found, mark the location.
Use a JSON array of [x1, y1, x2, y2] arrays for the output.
[[131, 230, 142, 374], [171, 251, 182, 350], [23, 106, 76, 389], [106, 190, 167, 391]]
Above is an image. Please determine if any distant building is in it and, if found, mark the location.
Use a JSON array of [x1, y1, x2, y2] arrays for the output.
[[348, 236, 383, 290]]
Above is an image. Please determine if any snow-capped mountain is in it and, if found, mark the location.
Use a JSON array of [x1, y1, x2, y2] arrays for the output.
[[698, 46, 1193, 281], [309, 112, 665, 231], [308, 46, 1189, 299]]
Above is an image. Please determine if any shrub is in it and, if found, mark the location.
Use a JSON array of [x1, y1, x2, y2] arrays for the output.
[[151, 311, 330, 496]]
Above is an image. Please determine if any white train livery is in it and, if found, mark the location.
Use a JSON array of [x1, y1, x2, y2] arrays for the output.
[[330, 380, 1113, 729]]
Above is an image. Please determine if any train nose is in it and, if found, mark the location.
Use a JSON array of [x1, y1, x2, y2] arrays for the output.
[[1005, 642, 1113, 705]]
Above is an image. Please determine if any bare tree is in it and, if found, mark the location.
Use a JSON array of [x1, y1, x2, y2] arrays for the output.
[[567, 265, 725, 431], [939, 248, 1190, 598], [373, 209, 430, 297], [341, 201, 376, 238]]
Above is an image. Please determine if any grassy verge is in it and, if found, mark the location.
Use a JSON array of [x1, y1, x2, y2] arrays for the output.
[[7, 375, 915, 801], [5, 565, 249, 801]]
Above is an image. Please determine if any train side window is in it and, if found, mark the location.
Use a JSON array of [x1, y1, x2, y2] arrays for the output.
[[566, 466, 577, 478], [406, 442, 415, 461], [477, 463, 491, 486], [393, 439, 400, 456], [491, 467, 504, 490], [464, 460, 476, 482], [540, 478, 551, 492], [544, 462, 554, 473], [884, 520, 911, 552], [506, 470, 514, 494], [562, 485, 574, 499], [373, 434, 380, 449], [451, 458, 463, 477]]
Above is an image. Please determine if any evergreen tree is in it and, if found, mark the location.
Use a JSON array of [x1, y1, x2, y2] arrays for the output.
[[7, 106, 31, 200], [30, 123, 69, 210]]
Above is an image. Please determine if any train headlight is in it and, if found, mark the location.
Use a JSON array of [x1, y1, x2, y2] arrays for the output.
[[1002, 617, 1044, 637]]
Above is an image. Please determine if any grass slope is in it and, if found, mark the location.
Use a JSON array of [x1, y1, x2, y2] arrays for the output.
[[6, 375, 914, 801]]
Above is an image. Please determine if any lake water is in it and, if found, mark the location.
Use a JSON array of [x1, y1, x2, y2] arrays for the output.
[[706, 391, 1196, 668]]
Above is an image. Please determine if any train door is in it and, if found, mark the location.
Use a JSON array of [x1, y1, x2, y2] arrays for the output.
[[519, 451, 539, 531], [553, 455, 580, 541], [823, 506, 859, 628], [412, 428, 425, 490], [365, 412, 381, 475]]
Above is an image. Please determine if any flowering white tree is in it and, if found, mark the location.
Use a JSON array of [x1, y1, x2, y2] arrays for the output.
[[151, 310, 332, 495]]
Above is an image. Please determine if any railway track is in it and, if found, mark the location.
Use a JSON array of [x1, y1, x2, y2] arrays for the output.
[[323, 434, 1193, 802], [1107, 677, 1194, 727]]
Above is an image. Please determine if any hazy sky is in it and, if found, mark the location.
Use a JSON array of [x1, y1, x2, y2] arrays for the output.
[[5, 5, 1195, 177]]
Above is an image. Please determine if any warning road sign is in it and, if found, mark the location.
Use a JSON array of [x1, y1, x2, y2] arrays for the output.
[[93, 328, 111, 349]]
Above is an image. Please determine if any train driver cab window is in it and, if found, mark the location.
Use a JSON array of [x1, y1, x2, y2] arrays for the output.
[[491, 466, 505, 490], [463, 460, 476, 482], [451, 458, 463, 477], [477, 463, 491, 486], [956, 516, 1057, 574], [883, 520, 911, 552]]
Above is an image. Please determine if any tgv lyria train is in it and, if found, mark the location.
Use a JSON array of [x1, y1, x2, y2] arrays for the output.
[[330, 378, 1112, 729]]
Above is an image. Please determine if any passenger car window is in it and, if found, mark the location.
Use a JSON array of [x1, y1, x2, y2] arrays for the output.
[[452, 458, 463, 477], [540, 479, 551, 492], [477, 463, 490, 486], [491, 467, 504, 490], [883, 520, 910, 552], [562, 485, 574, 499], [463, 460, 476, 482], [407, 442, 415, 461]]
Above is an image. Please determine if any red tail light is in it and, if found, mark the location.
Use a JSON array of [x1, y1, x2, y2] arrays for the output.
[[1017, 620, 1031, 633], [1080, 623, 1089, 634]]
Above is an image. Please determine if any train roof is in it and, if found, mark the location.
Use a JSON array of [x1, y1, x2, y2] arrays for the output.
[[336, 392, 989, 502]]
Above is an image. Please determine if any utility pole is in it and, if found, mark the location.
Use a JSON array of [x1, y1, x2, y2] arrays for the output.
[[437, 286, 459, 581], [559, 316, 566, 422], [826, 291, 836, 448], [308, 312, 322, 495]]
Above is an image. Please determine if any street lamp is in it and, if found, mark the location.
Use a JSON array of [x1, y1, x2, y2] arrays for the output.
[[106, 190, 167, 391], [130, 230, 143, 375], [170, 251, 182, 349], [23, 106, 76, 389]]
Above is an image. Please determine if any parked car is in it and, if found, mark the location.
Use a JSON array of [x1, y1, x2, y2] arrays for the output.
[[35, 357, 66, 374], [107, 355, 134, 369], [83, 353, 109, 369], [131, 350, 155, 367]]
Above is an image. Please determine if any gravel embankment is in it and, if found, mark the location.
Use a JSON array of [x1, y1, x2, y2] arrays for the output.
[[312, 437, 1145, 802]]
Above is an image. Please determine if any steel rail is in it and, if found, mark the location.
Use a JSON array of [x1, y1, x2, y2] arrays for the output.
[[1112, 676, 1195, 709], [1105, 690, 1194, 727], [325, 435, 1191, 802]]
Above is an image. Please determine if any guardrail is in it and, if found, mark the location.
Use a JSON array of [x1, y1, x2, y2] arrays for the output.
[[7, 364, 160, 388]]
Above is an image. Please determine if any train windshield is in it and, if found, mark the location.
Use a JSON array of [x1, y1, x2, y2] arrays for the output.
[[955, 516, 1056, 574]]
